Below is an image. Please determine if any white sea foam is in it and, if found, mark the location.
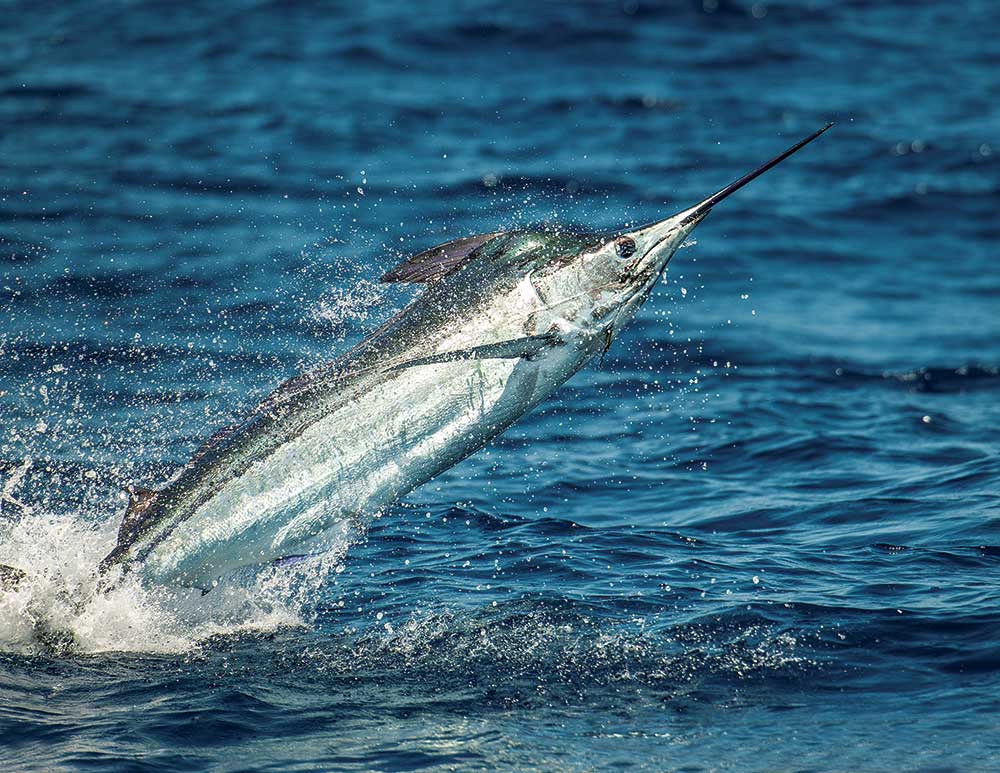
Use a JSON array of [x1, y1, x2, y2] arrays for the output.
[[0, 506, 351, 655]]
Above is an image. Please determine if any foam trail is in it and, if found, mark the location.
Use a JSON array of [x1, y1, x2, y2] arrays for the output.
[[0, 507, 352, 655]]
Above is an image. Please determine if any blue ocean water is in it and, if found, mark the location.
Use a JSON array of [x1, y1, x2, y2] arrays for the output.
[[1, 0, 998, 769]]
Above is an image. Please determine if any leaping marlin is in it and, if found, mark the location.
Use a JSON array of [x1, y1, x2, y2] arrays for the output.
[[1, 125, 831, 594]]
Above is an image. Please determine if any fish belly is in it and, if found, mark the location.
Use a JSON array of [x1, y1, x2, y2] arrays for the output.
[[139, 353, 561, 586]]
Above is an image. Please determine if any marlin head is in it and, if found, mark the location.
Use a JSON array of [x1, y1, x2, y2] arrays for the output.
[[525, 125, 832, 346]]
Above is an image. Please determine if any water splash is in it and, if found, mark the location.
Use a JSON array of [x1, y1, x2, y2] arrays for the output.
[[310, 278, 388, 333], [0, 506, 354, 655], [0, 456, 33, 514]]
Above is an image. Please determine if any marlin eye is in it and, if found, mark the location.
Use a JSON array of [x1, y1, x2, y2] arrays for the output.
[[615, 237, 636, 258]]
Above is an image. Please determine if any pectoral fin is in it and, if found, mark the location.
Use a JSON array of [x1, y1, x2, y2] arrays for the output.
[[393, 332, 562, 371]]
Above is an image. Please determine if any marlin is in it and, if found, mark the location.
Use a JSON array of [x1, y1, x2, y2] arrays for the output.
[[1, 125, 831, 595]]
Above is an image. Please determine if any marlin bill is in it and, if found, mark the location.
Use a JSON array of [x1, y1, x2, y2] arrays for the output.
[[1, 125, 832, 593]]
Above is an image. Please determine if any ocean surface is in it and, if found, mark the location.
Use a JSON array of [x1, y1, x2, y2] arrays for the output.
[[1, 1, 998, 770]]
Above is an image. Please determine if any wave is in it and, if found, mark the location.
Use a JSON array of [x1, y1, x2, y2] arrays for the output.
[[825, 363, 1000, 393], [0, 234, 50, 265]]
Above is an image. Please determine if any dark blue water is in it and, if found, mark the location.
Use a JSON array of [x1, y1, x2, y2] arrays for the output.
[[2, 1, 998, 769]]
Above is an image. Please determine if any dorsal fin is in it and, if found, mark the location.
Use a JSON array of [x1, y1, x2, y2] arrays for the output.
[[380, 232, 503, 284], [117, 486, 158, 542]]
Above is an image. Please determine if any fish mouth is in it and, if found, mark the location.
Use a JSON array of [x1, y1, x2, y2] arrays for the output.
[[621, 123, 833, 286], [613, 124, 833, 314], [639, 210, 709, 265], [676, 122, 833, 226], [621, 209, 708, 295]]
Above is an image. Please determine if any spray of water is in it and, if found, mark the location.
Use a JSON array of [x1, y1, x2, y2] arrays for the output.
[[0, 268, 385, 657], [0, 504, 361, 655]]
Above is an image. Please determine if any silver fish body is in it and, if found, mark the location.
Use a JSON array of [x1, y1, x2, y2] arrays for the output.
[[108, 232, 613, 587], [93, 125, 831, 589]]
